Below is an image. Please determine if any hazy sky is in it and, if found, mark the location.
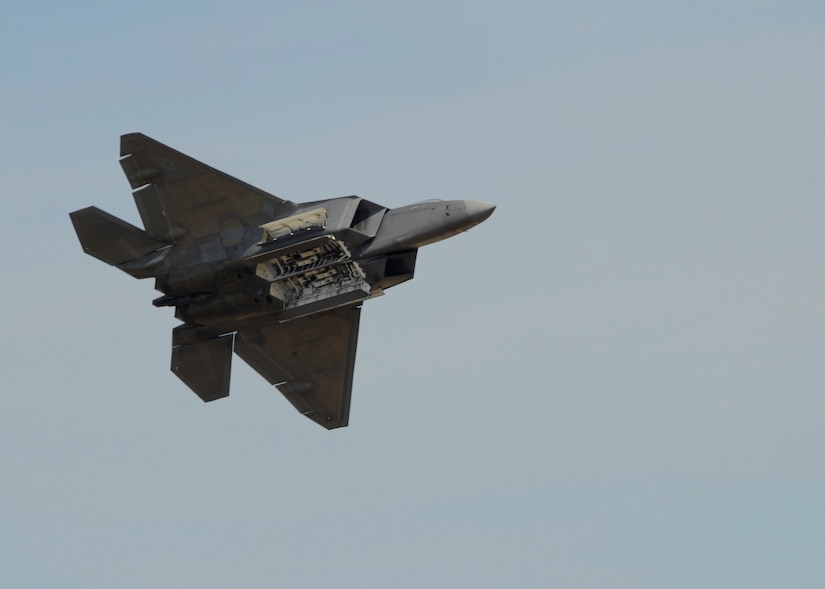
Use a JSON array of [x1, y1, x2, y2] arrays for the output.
[[2, 2, 824, 587]]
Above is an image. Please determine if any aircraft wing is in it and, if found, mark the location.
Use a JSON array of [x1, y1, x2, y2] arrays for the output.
[[234, 306, 362, 429], [119, 133, 295, 246]]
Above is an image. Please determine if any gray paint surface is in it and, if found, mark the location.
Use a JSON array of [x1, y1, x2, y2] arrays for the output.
[[71, 133, 494, 429]]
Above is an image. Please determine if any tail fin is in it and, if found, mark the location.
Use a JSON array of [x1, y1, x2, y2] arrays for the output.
[[69, 206, 166, 278]]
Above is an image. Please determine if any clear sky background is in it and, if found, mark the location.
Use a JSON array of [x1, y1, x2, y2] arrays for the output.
[[2, 2, 824, 587]]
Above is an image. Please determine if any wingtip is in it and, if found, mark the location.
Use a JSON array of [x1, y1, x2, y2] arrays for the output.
[[120, 132, 158, 153], [120, 133, 144, 157]]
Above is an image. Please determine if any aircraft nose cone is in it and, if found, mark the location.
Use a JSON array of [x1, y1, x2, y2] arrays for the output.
[[464, 200, 496, 225]]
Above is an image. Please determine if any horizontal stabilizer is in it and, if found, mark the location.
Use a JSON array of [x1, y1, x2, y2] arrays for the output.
[[69, 206, 166, 277], [171, 331, 234, 403]]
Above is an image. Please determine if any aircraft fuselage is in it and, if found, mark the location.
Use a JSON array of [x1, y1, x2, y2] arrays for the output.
[[147, 197, 493, 336]]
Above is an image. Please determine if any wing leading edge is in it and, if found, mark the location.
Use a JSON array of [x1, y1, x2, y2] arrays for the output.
[[234, 306, 362, 429]]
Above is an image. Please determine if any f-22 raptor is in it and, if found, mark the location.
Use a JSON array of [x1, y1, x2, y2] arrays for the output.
[[70, 134, 495, 429]]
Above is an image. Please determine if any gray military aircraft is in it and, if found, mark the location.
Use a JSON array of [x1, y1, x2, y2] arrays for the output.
[[70, 133, 494, 429]]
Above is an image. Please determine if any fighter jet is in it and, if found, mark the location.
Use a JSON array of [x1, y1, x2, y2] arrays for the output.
[[70, 133, 495, 429]]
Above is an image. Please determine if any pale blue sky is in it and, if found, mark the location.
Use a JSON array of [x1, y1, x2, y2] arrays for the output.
[[2, 2, 824, 587]]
